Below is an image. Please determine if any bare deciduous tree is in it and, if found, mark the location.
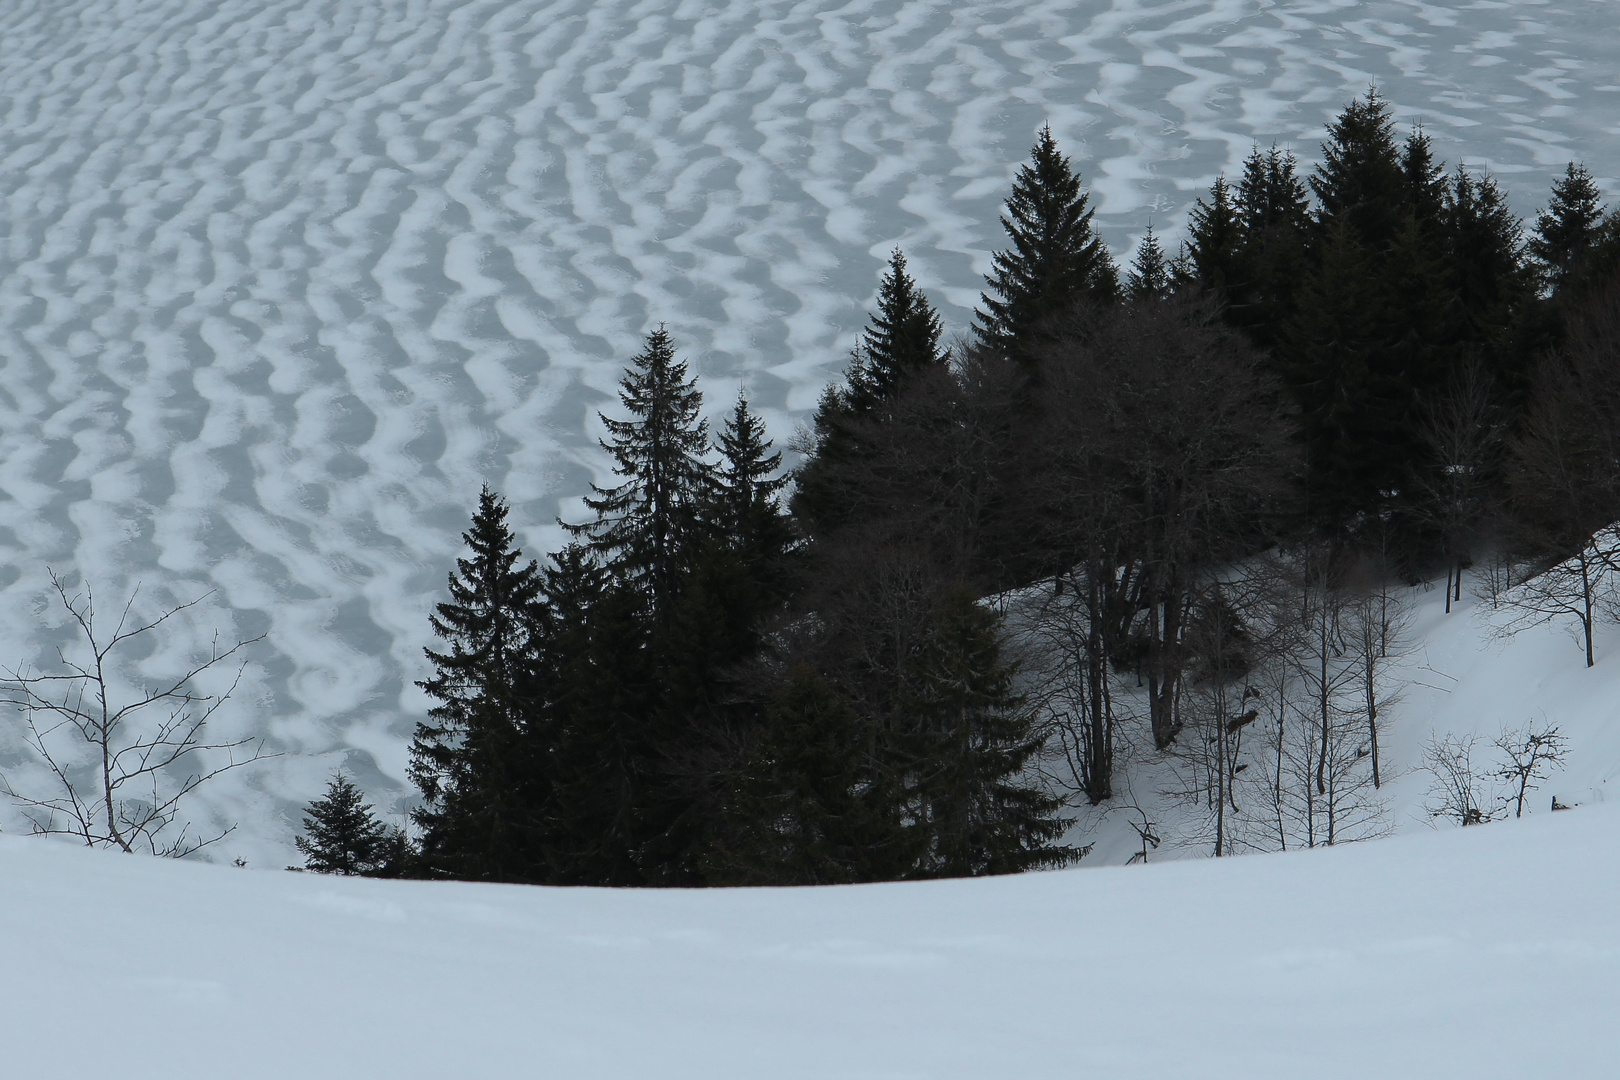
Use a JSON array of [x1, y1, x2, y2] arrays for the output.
[[0, 572, 272, 857], [1493, 720, 1568, 818], [1422, 733, 1500, 826]]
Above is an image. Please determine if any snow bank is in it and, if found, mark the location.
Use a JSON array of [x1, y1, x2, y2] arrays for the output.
[[4, 797, 1615, 1078]]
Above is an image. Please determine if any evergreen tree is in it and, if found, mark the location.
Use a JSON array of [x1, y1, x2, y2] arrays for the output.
[[1232, 145, 1312, 345], [848, 249, 948, 413], [1401, 126, 1449, 232], [710, 392, 793, 561], [568, 326, 713, 616], [1186, 175, 1244, 304], [1529, 163, 1608, 297], [296, 773, 409, 876], [409, 486, 544, 879], [795, 254, 949, 534], [1125, 225, 1173, 301], [976, 126, 1118, 356], [704, 667, 914, 885], [1309, 89, 1407, 250], [1443, 167, 1539, 396], [899, 588, 1078, 877]]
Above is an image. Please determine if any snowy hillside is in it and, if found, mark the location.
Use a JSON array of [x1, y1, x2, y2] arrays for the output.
[[5, 800, 1617, 1078], [0, 0, 1618, 859]]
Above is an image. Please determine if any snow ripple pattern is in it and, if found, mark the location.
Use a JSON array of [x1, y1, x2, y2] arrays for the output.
[[0, 0, 1614, 858]]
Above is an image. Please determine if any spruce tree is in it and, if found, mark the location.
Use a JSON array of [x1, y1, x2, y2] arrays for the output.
[[975, 126, 1118, 356], [1529, 163, 1607, 297], [710, 392, 792, 561], [296, 773, 408, 876], [409, 486, 544, 880], [848, 249, 948, 413], [1125, 225, 1173, 301], [1186, 175, 1244, 305], [568, 326, 713, 616], [899, 588, 1077, 877], [1309, 88, 1407, 250], [1232, 145, 1311, 345]]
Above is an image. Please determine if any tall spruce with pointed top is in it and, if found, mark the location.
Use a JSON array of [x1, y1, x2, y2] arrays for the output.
[[796, 253, 950, 533], [1529, 164, 1608, 298], [976, 126, 1117, 357], [409, 485, 544, 879], [1231, 145, 1312, 344], [1309, 89, 1407, 250], [1186, 175, 1244, 303], [1126, 226, 1173, 301], [848, 249, 948, 414], [568, 326, 713, 616]]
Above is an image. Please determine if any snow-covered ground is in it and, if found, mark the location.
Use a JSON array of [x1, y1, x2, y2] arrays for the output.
[[4, 797, 1616, 1078], [0, 0, 1618, 857]]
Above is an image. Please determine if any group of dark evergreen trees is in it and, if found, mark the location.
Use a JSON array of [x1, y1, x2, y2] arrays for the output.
[[295, 90, 1620, 883]]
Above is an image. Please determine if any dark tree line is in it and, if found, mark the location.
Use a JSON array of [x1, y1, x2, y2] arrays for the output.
[[297, 92, 1620, 877]]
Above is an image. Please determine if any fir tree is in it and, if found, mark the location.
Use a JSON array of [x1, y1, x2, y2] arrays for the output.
[[1126, 225, 1173, 301], [899, 588, 1078, 877], [1232, 145, 1312, 345], [295, 773, 409, 876], [1186, 175, 1244, 304], [409, 486, 545, 880], [1309, 88, 1407, 250], [710, 392, 792, 559], [1529, 163, 1607, 297], [1401, 126, 1449, 231], [568, 326, 714, 616], [976, 126, 1118, 356], [848, 249, 948, 413]]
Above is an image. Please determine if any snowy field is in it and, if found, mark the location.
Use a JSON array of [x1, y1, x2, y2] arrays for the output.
[[0, 0, 1618, 858], [4, 800, 1617, 1078]]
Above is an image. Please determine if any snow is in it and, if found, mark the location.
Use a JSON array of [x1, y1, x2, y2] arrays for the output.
[[4, 799, 1616, 1077], [1, 0, 1618, 858]]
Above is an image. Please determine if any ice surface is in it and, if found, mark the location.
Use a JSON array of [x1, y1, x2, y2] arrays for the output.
[[3, 800, 1617, 1077], [0, 0, 1617, 861]]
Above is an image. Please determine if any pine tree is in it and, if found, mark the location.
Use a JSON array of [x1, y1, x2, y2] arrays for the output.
[[1309, 89, 1407, 250], [1125, 225, 1172, 301], [1232, 145, 1312, 345], [295, 773, 408, 876], [849, 249, 948, 413], [1401, 127, 1449, 232], [704, 667, 914, 885], [568, 326, 714, 616], [1529, 163, 1608, 297], [975, 126, 1118, 356], [1186, 175, 1244, 305], [899, 588, 1078, 877], [710, 392, 792, 560], [409, 486, 545, 880], [1444, 167, 1538, 393]]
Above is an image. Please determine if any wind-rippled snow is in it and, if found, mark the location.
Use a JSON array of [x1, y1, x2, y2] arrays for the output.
[[0, 0, 1615, 861]]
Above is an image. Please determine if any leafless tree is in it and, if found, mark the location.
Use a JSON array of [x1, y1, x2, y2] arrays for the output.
[[0, 572, 272, 857], [1422, 733, 1500, 827], [1493, 720, 1569, 818], [1413, 358, 1503, 613]]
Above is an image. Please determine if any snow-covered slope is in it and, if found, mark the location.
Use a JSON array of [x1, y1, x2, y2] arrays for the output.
[[0, 0, 1618, 859], [4, 800, 1616, 1078]]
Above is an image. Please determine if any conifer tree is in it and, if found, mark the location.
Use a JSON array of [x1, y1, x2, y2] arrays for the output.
[[1309, 89, 1407, 250], [295, 773, 408, 876], [1529, 163, 1607, 297], [1186, 175, 1244, 304], [409, 487, 545, 879], [899, 588, 1078, 877], [1126, 225, 1173, 301], [1232, 145, 1312, 345], [976, 126, 1118, 356], [1443, 167, 1537, 390], [848, 249, 948, 414], [710, 392, 793, 560], [1401, 127, 1449, 232], [568, 326, 713, 616]]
